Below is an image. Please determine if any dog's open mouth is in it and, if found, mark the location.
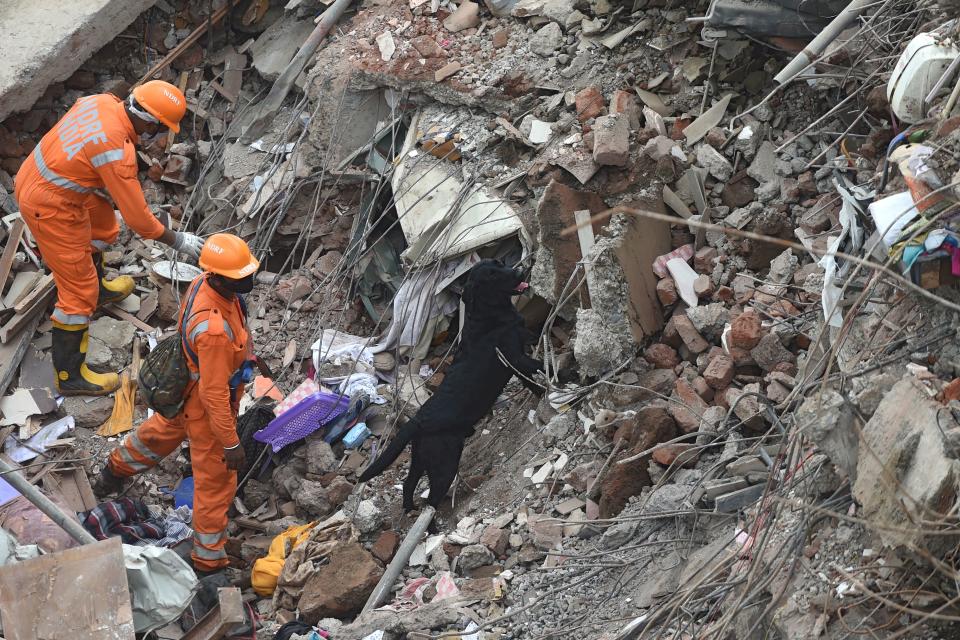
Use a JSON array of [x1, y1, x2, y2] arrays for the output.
[[514, 281, 529, 293]]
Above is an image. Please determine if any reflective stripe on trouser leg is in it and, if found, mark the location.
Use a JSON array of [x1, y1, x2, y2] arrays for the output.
[[185, 412, 236, 571], [114, 431, 164, 474], [193, 530, 228, 563], [51, 309, 90, 325], [108, 414, 187, 477]]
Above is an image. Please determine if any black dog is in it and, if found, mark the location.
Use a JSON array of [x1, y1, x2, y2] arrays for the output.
[[358, 259, 546, 511]]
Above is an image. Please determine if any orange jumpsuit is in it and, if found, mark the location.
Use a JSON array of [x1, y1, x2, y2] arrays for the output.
[[14, 94, 166, 326], [108, 274, 251, 571]]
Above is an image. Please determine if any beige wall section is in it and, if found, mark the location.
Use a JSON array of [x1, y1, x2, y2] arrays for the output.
[[0, 0, 157, 122]]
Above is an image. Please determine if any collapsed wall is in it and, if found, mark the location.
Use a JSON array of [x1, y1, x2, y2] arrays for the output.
[[0, 0, 157, 122]]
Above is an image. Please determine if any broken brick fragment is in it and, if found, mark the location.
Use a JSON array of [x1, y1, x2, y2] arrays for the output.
[[672, 314, 709, 354], [574, 85, 605, 122], [645, 343, 680, 369], [703, 354, 735, 389], [656, 277, 678, 305], [729, 309, 763, 350]]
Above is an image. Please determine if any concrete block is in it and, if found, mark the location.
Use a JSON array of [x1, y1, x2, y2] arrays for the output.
[[853, 376, 960, 550], [592, 113, 629, 166], [0, 0, 157, 122]]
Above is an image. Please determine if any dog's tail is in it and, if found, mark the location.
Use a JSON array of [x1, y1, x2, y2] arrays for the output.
[[358, 420, 418, 482]]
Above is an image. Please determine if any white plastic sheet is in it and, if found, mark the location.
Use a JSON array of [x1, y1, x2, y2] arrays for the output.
[[123, 544, 198, 634], [820, 180, 865, 328]]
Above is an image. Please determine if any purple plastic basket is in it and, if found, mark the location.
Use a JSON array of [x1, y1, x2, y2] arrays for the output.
[[253, 391, 351, 452]]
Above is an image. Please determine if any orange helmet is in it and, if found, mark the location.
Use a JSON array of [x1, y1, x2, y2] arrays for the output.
[[199, 234, 260, 279], [131, 80, 187, 133]]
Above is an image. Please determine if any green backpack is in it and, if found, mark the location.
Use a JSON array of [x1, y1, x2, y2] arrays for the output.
[[137, 278, 204, 419]]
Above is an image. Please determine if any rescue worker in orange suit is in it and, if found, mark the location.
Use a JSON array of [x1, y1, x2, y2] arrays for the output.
[[14, 80, 205, 397], [93, 233, 258, 574]]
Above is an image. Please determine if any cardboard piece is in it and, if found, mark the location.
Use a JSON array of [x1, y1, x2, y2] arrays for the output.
[[0, 537, 135, 639]]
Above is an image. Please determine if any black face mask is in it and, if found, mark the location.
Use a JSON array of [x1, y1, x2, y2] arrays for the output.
[[221, 274, 254, 294]]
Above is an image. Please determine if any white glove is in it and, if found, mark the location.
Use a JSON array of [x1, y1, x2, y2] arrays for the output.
[[171, 232, 204, 261]]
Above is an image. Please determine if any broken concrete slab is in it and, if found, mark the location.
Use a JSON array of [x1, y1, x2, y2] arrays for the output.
[[249, 13, 317, 82], [853, 376, 960, 551], [795, 388, 859, 480], [0, 0, 156, 122]]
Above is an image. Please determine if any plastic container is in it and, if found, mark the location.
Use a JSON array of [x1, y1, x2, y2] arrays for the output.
[[173, 477, 194, 510], [342, 423, 371, 449], [888, 33, 960, 123], [253, 391, 350, 452]]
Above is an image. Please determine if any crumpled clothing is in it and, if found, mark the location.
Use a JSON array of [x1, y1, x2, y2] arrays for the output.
[[338, 373, 387, 405], [81, 498, 164, 544], [273, 516, 358, 612], [136, 505, 194, 548]]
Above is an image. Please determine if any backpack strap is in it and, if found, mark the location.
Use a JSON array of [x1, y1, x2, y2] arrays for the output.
[[179, 276, 207, 369]]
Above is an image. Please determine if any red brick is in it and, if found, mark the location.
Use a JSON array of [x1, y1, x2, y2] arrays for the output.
[[645, 343, 680, 369], [944, 379, 960, 403], [692, 376, 714, 402], [1, 157, 23, 174], [672, 314, 709, 354], [610, 89, 641, 130], [652, 443, 699, 468], [492, 28, 509, 49], [768, 299, 800, 317], [480, 525, 509, 557], [714, 285, 733, 302], [657, 278, 678, 305], [669, 378, 709, 433], [694, 246, 718, 273], [662, 316, 683, 349], [703, 355, 734, 389], [729, 309, 763, 350], [370, 531, 400, 563], [575, 85, 605, 122], [773, 361, 798, 376]]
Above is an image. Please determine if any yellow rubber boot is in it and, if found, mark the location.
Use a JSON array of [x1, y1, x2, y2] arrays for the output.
[[52, 322, 120, 397], [93, 252, 134, 307]]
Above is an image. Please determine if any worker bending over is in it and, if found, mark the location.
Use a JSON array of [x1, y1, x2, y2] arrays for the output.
[[94, 234, 258, 574], [15, 80, 205, 397]]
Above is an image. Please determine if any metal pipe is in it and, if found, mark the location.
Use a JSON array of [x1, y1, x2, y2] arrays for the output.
[[0, 458, 96, 545], [361, 505, 435, 614], [773, 0, 875, 85], [240, 0, 356, 143]]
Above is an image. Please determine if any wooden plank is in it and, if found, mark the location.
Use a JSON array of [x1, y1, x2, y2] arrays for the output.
[[0, 311, 42, 397], [0, 537, 135, 640], [181, 588, 245, 640], [209, 80, 238, 104], [103, 305, 157, 333], [613, 200, 672, 341], [574, 209, 596, 302], [12, 274, 53, 314], [2, 271, 40, 308], [133, 4, 230, 88], [0, 217, 25, 293], [137, 291, 158, 322], [0, 286, 54, 344], [46, 467, 97, 512], [167, 71, 190, 148]]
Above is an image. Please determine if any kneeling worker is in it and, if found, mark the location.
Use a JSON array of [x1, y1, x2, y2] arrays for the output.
[[94, 233, 258, 574], [14, 80, 205, 397]]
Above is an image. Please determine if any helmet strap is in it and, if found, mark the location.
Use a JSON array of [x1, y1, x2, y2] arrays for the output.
[[128, 95, 160, 125]]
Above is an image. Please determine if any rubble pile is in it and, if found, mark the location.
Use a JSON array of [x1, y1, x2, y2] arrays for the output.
[[6, 0, 960, 638]]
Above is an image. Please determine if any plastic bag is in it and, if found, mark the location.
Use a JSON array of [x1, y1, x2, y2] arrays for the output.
[[138, 333, 192, 419]]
